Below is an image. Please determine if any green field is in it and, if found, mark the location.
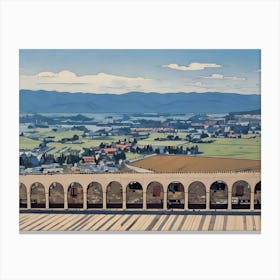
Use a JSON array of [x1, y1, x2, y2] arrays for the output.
[[196, 137, 261, 160], [20, 127, 133, 156], [125, 152, 145, 161], [20, 129, 260, 160], [137, 133, 260, 160], [137, 132, 188, 146], [19, 137, 42, 150]]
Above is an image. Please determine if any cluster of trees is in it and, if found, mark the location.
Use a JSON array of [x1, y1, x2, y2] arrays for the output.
[[112, 151, 126, 162], [130, 145, 154, 154], [60, 134, 80, 143], [154, 135, 181, 141], [129, 144, 199, 155], [161, 145, 199, 155], [71, 125, 89, 132]]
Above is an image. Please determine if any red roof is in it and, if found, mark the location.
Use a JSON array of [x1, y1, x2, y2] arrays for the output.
[[103, 148, 117, 154], [116, 144, 131, 150]]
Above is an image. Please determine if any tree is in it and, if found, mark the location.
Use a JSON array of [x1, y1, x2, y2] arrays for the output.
[[99, 142, 105, 148], [179, 146, 183, 154], [148, 145, 154, 153], [72, 134, 79, 141], [57, 154, 66, 165], [120, 151, 126, 160]]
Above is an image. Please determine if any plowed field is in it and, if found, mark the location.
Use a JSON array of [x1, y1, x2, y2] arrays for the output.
[[132, 155, 261, 172]]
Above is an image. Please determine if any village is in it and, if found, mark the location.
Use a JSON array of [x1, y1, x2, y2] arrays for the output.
[[19, 110, 261, 174]]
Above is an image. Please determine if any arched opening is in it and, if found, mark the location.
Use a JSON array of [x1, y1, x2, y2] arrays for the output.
[[87, 182, 103, 208], [167, 182, 184, 209], [49, 182, 64, 208], [210, 181, 228, 209], [126, 181, 143, 209], [232, 180, 251, 209], [254, 181, 261, 209], [67, 182, 83, 208], [106, 181, 123, 208], [146, 181, 164, 209], [19, 183, 27, 208], [188, 181, 206, 209], [30, 182, 46, 208]]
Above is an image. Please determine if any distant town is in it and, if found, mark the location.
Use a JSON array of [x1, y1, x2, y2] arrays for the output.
[[19, 109, 261, 174]]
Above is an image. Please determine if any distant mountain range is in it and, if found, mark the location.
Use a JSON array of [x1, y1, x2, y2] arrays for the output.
[[20, 90, 261, 114]]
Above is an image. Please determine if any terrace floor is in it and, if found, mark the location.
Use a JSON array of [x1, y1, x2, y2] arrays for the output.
[[19, 212, 261, 232]]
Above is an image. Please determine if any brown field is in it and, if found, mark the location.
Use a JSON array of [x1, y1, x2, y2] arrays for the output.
[[132, 155, 261, 172]]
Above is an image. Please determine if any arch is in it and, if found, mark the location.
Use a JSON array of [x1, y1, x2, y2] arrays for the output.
[[167, 181, 184, 209], [188, 181, 206, 209], [210, 181, 228, 209], [106, 181, 123, 208], [254, 181, 261, 209], [87, 182, 103, 208], [67, 182, 83, 208], [146, 181, 164, 209], [30, 182, 46, 208], [19, 183, 27, 208], [126, 181, 143, 209], [49, 182, 64, 208], [232, 180, 251, 209]]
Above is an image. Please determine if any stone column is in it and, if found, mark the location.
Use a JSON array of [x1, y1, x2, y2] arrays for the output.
[[83, 190, 87, 210], [163, 191, 167, 210], [250, 191, 255, 210], [122, 191, 126, 209], [143, 191, 147, 210], [27, 191, 31, 209], [45, 192, 49, 209], [206, 191, 210, 210], [227, 191, 232, 210], [184, 191, 189, 210], [103, 192, 107, 209], [64, 191, 68, 209]]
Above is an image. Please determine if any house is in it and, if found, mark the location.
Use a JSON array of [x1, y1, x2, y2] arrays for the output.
[[103, 148, 117, 154], [116, 143, 132, 150], [83, 156, 95, 163]]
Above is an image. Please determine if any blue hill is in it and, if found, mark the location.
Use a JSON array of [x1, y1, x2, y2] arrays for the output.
[[19, 90, 261, 114]]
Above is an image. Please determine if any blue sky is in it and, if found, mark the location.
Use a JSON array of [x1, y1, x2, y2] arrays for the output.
[[19, 49, 261, 94]]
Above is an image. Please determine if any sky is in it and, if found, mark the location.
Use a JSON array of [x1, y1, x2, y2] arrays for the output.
[[19, 49, 261, 95]]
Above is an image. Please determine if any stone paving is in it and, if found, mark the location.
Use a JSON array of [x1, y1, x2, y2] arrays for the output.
[[19, 213, 261, 232]]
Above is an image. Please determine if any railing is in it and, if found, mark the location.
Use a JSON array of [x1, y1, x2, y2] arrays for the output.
[[20, 169, 261, 176]]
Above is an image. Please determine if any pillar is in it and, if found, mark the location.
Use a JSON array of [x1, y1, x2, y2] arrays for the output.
[[27, 191, 31, 209], [163, 191, 167, 210], [64, 191, 68, 209], [45, 192, 49, 209], [250, 191, 255, 210], [184, 191, 188, 210], [83, 189, 87, 210], [103, 191, 107, 209], [227, 191, 232, 210], [122, 191, 126, 209], [143, 191, 146, 210], [206, 191, 210, 210]]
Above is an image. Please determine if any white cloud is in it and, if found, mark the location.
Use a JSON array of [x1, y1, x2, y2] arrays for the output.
[[20, 70, 156, 94], [20, 70, 257, 95], [194, 81, 203, 86], [162, 62, 221, 71], [201, 73, 247, 81]]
